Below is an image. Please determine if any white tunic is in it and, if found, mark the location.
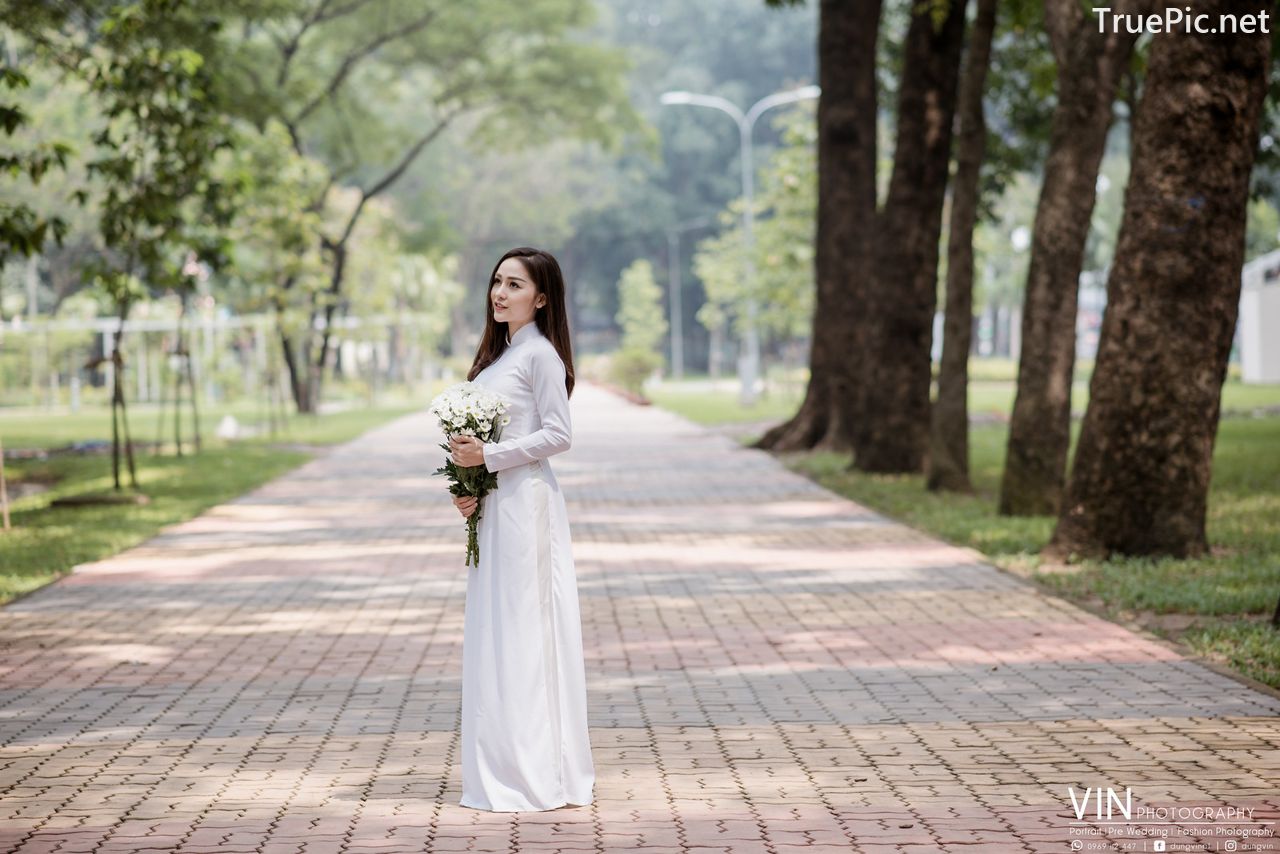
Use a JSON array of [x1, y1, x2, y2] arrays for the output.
[[460, 319, 595, 811]]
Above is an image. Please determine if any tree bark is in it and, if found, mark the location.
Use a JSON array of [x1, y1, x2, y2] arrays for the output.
[[109, 298, 137, 491], [1048, 0, 1272, 559], [998, 0, 1151, 515], [308, 241, 348, 414], [927, 0, 998, 493], [852, 0, 968, 473], [753, 0, 881, 453], [273, 286, 313, 414]]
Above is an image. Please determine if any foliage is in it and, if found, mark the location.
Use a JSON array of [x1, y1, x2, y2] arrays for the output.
[[217, 118, 328, 324], [221, 0, 643, 410], [2, 0, 256, 488], [692, 104, 814, 347], [609, 348, 663, 397], [1245, 196, 1280, 260], [82, 6, 240, 300], [0, 63, 71, 266], [560, 0, 816, 343], [615, 258, 668, 353], [611, 257, 667, 396], [979, 0, 1055, 219]]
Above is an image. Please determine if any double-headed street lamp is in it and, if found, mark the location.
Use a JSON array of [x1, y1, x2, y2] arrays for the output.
[[660, 84, 821, 406]]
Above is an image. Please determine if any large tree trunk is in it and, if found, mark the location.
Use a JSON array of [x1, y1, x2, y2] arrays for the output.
[[998, 0, 1151, 515], [852, 0, 968, 473], [753, 0, 881, 453], [927, 0, 998, 493], [1048, 0, 1271, 559]]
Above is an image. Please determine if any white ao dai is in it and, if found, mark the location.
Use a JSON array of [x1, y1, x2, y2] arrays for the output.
[[460, 319, 594, 811]]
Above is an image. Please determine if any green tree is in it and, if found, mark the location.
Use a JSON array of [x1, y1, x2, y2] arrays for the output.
[[5, 0, 249, 488], [1050, 0, 1272, 558], [0, 58, 112, 317], [611, 258, 667, 396], [0, 64, 70, 270], [340, 196, 464, 395], [1000, 0, 1157, 516], [1245, 196, 1280, 260], [692, 106, 815, 357], [230, 0, 644, 412], [754, 0, 878, 453], [927, 0, 999, 494], [88, 7, 241, 487]]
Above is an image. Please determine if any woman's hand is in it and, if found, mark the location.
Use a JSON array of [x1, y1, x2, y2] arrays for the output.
[[449, 435, 486, 467], [452, 494, 478, 518]]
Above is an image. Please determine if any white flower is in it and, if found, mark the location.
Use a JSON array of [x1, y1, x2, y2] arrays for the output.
[[429, 382, 512, 442]]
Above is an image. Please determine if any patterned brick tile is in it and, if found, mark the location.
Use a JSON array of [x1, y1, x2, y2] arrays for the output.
[[2, 385, 1278, 853]]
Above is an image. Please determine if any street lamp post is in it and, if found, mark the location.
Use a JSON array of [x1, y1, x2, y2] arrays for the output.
[[660, 84, 820, 406]]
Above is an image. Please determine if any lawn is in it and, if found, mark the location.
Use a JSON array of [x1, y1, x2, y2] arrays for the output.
[[0, 383, 435, 450], [0, 402, 426, 605], [650, 375, 1280, 691], [647, 368, 1280, 425]]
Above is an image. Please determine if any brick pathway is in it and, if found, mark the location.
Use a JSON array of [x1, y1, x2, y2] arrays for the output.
[[2, 383, 1278, 854]]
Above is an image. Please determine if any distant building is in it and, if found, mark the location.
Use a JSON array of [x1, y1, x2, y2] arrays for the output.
[[1240, 249, 1280, 384]]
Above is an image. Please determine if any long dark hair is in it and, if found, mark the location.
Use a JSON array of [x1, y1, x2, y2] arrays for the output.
[[467, 246, 575, 397]]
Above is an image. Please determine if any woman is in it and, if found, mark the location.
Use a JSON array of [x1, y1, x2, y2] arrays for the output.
[[448, 246, 595, 812]]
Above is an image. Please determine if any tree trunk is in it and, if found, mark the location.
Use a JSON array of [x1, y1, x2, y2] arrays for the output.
[[311, 242, 348, 412], [1048, 0, 1271, 559], [109, 299, 138, 491], [852, 0, 968, 473], [278, 326, 311, 414], [927, 0, 998, 493], [753, 0, 881, 453], [998, 0, 1151, 515], [271, 280, 317, 415]]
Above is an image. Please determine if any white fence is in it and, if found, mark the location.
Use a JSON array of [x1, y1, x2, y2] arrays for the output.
[[0, 311, 447, 409]]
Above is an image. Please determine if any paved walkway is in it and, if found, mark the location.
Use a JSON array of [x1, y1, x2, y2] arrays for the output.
[[2, 384, 1278, 854]]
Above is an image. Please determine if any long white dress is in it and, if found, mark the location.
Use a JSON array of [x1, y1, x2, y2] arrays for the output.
[[460, 319, 595, 811]]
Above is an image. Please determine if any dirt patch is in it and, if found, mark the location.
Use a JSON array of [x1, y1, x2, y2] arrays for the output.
[[1127, 610, 1203, 636], [6, 482, 52, 500]]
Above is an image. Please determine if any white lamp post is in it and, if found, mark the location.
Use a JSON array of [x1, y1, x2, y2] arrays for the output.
[[660, 84, 820, 406]]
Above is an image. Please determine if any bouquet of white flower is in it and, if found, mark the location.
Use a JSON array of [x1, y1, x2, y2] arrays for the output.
[[429, 382, 512, 566]]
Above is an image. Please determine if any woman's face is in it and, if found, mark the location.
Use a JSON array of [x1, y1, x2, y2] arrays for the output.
[[490, 257, 545, 330]]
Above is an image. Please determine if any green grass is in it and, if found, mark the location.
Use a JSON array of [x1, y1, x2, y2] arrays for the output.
[[0, 383, 437, 450], [1182, 621, 1280, 688], [0, 400, 268, 450], [646, 386, 804, 425], [648, 366, 1280, 427], [1219, 382, 1280, 412], [651, 381, 1280, 690], [0, 405, 421, 605]]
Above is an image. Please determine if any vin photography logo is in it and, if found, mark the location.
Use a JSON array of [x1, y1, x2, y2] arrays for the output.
[[1064, 786, 1275, 852]]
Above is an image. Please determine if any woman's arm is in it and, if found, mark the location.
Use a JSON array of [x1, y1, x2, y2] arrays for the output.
[[483, 344, 572, 472]]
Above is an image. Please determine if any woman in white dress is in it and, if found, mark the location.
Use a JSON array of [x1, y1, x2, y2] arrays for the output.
[[447, 246, 595, 812]]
